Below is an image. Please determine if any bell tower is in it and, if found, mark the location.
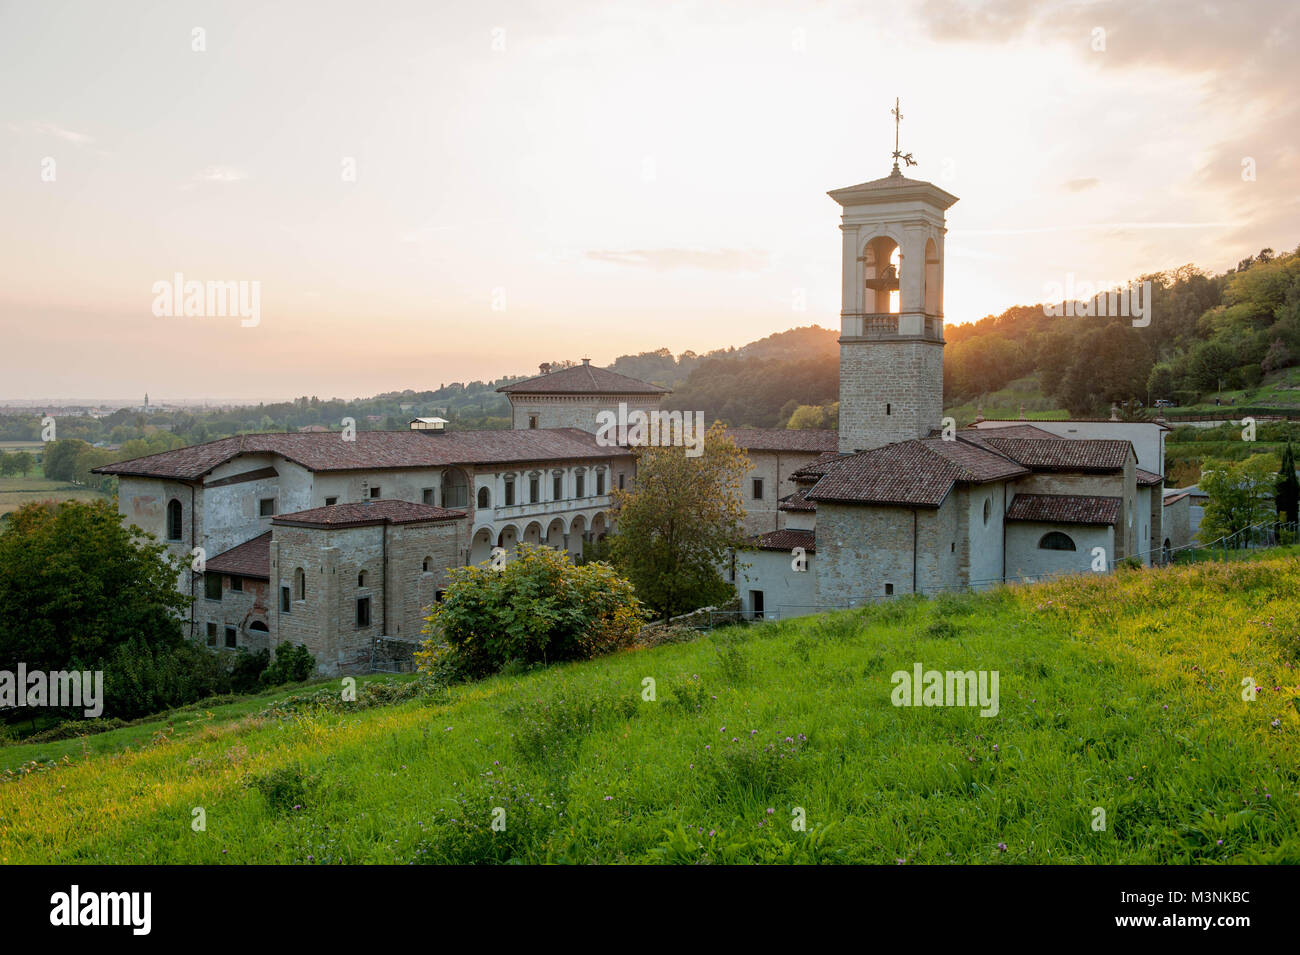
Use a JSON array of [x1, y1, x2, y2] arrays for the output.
[[830, 102, 957, 453]]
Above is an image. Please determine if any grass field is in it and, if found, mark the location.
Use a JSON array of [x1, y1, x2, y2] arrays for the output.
[[1, 551, 1297, 864], [0, 474, 108, 518]]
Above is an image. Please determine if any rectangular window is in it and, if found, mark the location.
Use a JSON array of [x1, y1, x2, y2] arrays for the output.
[[529, 477, 539, 503], [281, 586, 291, 613], [205, 574, 222, 600], [259, 498, 276, 517], [435, 590, 446, 604], [505, 480, 515, 506], [596, 471, 605, 495], [885, 583, 894, 596], [356, 596, 372, 627], [750, 590, 764, 620], [369, 486, 381, 499], [576, 474, 585, 497], [206, 622, 217, 647], [224, 626, 237, 649], [618, 473, 625, 490], [528, 415, 539, 429], [553, 474, 563, 500], [422, 488, 435, 506], [752, 478, 764, 500], [230, 576, 243, 593], [325, 496, 338, 506]]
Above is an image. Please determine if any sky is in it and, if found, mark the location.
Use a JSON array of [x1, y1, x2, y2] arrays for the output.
[[1, 0, 1296, 403]]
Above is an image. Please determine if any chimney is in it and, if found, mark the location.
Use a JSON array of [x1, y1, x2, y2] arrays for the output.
[[1018, 403, 1026, 421], [581, 357, 591, 365], [975, 405, 984, 424], [539, 362, 551, 375], [1110, 402, 1120, 421]]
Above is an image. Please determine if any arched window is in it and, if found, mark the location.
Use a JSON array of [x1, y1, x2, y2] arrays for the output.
[[1038, 531, 1076, 551], [293, 567, 306, 601], [166, 499, 183, 541], [477, 486, 490, 509], [358, 570, 367, 588], [982, 498, 992, 526], [441, 468, 468, 509]]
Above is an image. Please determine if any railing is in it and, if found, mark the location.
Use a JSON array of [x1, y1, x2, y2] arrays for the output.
[[840, 313, 944, 340]]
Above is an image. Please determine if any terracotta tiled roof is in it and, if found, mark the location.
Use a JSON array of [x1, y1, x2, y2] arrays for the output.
[[93, 428, 632, 480], [1162, 491, 1191, 506], [956, 424, 1059, 442], [791, 451, 849, 481], [807, 438, 1028, 507], [205, 532, 271, 579], [1005, 493, 1121, 526], [982, 437, 1131, 471], [974, 417, 1172, 431], [1136, 468, 1164, 486], [750, 528, 816, 553], [778, 486, 816, 512], [498, 363, 669, 395], [724, 429, 839, 453], [272, 499, 466, 528]]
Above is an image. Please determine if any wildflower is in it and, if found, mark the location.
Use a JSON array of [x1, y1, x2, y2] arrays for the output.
[[997, 843, 1008, 852], [604, 795, 613, 801]]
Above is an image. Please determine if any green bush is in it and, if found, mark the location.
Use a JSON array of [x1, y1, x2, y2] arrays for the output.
[[417, 543, 645, 680], [261, 643, 315, 686]]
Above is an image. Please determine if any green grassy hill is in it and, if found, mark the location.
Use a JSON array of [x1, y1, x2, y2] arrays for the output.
[[3, 552, 1298, 864]]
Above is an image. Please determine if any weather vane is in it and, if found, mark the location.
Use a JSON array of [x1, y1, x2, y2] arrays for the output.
[[891, 97, 916, 172]]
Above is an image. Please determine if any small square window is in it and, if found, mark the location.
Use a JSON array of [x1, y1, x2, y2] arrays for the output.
[[205, 574, 222, 600], [206, 622, 217, 647], [422, 488, 435, 506], [369, 486, 381, 499], [885, 583, 894, 596], [528, 415, 539, 429], [230, 576, 243, 593], [435, 590, 446, 603], [259, 498, 276, 517], [356, 596, 372, 627], [224, 627, 237, 649], [325, 496, 338, 506]]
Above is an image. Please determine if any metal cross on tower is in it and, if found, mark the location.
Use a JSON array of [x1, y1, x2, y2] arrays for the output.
[[891, 97, 916, 173]]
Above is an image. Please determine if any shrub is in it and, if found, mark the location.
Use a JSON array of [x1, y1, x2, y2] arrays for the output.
[[230, 648, 270, 693], [261, 643, 316, 686], [416, 543, 645, 680]]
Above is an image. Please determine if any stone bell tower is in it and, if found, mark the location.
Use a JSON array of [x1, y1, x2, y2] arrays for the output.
[[830, 102, 958, 453]]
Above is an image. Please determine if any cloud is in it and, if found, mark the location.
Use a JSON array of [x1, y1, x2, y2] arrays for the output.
[[8, 121, 95, 145], [194, 166, 247, 183], [1063, 177, 1099, 192], [585, 248, 767, 272]]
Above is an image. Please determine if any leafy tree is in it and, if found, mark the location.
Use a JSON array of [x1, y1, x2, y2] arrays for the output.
[[261, 642, 316, 685], [12, 451, 33, 476], [0, 500, 189, 674], [41, 438, 89, 482], [417, 543, 643, 680], [608, 422, 750, 621], [1198, 454, 1280, 543], [1277, 443, 1299, 524]]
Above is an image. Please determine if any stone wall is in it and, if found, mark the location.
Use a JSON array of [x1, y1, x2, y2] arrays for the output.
[[838, 339, 944, 453], [508, 395, 664, 432], [741, 449, 833, 536]]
